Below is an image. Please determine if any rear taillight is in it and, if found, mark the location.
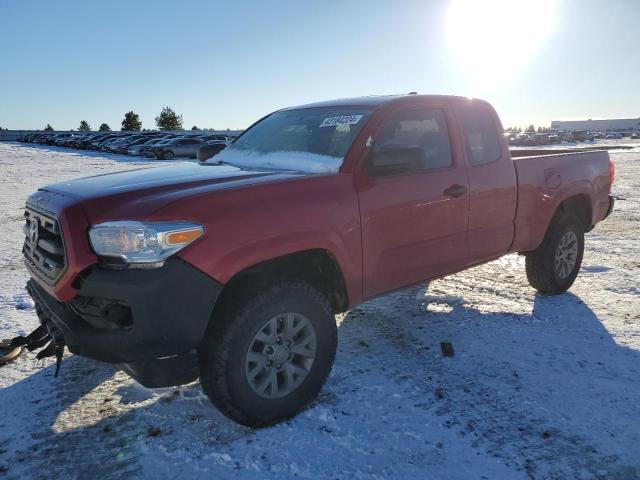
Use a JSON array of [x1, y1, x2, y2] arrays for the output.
[[609, 158, 616, 188]]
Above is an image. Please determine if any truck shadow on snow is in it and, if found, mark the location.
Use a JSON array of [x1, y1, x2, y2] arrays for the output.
[[0, 288, 638, 478], [333, 286, 639, 478]]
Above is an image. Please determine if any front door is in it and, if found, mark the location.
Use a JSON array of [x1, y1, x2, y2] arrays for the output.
[[356, 103, 470, 298]]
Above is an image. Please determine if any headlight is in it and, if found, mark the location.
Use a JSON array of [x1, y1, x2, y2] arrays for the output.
[[89, 221, 204, 267]]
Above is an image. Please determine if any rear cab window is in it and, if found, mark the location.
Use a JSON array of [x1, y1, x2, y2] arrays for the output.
[[456, 103, 501, 166]]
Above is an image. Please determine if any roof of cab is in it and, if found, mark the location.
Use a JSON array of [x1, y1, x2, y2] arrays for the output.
[[284, 94, 474, 111]]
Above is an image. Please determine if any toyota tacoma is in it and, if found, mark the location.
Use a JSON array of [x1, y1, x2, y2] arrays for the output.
[[16, 95, 615, 426]]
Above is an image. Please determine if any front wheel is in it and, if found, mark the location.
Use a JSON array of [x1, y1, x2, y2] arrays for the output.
[[199, 282, 337, 427], [162, 150, 175, 160], [525, 213, 585, 294]]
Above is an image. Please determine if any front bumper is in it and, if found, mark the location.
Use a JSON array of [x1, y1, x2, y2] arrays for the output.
[[27, 257, 222, 387]]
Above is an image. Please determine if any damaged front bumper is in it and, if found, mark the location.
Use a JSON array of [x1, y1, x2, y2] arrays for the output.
[[22, 257, 222, 387]]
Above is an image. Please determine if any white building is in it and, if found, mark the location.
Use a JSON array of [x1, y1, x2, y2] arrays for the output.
[[551, 118, 640, 132]]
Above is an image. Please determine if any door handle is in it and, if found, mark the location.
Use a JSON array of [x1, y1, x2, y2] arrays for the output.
[[443, 184, 467, 198]]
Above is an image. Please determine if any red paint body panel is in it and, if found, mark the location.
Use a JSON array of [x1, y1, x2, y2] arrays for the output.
[[23, 95, 613, 309], [510, 150, 611, 252], [173, 173, 364, 306]]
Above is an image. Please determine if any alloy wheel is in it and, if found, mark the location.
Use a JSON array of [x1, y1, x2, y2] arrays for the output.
[[245, 312, 317, 399], [554, 231, 578, 279]]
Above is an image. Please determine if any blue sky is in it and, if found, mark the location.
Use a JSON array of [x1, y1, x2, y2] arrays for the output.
[[0, 0, 638, 130]]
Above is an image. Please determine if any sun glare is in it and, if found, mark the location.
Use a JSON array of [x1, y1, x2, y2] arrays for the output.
[[446, 0, 556, 83]]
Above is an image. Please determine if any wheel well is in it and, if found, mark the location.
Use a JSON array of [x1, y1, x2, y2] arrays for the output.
[[214, 249, 349, 316], [556, 195, 592, 230]]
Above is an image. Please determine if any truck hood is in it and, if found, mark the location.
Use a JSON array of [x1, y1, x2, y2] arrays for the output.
[[32, 162, 310, 221]]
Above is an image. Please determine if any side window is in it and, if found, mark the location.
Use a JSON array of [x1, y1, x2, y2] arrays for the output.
[[457, 105, 501, 166], [377, 108, 453, 171]]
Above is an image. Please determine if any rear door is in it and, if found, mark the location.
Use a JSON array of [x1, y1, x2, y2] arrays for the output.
[[356, 101, 469, 298], [454, 101, 517, 264]]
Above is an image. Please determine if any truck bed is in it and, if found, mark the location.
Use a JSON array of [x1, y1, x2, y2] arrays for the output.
[[511, 150, 612, 252]]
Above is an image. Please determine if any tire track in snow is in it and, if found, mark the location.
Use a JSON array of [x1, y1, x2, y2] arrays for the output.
[[355, 274, 639, 480]]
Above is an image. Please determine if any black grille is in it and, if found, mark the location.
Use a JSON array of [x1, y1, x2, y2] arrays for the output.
[[23, 206, 66, 283]]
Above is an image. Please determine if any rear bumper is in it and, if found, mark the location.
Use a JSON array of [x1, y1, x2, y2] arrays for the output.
[[27, 257, 222, 387], [604, 195, 615, 220]]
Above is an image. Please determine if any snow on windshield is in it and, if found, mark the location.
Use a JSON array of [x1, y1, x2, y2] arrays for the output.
[[211, 148, 343, 173], [208, 106, 373, 173]]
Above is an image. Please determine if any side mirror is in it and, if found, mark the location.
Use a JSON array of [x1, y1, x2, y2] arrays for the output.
[[366, 144, 425, 177]]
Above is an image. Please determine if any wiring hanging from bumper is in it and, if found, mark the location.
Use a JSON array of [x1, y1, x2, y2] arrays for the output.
[[8, 291, 67, 376]]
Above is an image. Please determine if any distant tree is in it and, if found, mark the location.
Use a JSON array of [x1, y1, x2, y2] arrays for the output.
[[155, 106, 183, 130], [191, 125, 199, 130], [79, 120, 91, 131], [44, 124, 54, 131], [526, 124, 535, 133], [121, 111, 142, 131], [99, 123, 111, 131]]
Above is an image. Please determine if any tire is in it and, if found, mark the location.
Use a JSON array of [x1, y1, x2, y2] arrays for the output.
[[162, 150, 174, 160], [199, 282, 337, 427], [525, 213, 584, 294]]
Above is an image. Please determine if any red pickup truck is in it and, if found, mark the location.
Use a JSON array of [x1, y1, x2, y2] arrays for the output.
[[18, 95, 614, 426]]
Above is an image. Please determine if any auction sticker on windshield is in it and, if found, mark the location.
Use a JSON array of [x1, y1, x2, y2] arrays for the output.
[[319, 115, 364, 128]]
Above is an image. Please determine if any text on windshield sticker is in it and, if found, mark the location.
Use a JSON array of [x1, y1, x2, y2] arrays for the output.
[[319, 115, 364, 128]]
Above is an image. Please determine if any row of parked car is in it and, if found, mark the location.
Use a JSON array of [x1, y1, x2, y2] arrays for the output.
[[507, 130, 640, 146], [17, 131, 236, 161]]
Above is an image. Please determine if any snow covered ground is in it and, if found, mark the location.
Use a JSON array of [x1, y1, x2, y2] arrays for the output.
[[0, 142, 639, 479]]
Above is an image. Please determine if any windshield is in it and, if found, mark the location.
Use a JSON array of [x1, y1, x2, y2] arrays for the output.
[[209, 107, 373, 173]]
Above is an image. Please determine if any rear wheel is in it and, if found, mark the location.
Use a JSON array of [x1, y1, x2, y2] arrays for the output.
[[162, 150, 174, 160], [525, 213, 584, 294], [199, 282, 337, 427]]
